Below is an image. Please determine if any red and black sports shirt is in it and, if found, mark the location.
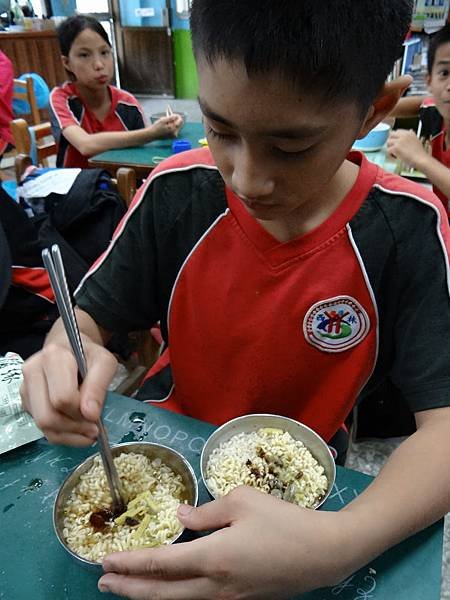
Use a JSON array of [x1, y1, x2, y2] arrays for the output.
[[76, 149, 450, 441], [49, 82, 147, 169]]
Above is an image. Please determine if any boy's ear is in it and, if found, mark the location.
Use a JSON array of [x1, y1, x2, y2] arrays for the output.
[[357, 75, 413, 138]]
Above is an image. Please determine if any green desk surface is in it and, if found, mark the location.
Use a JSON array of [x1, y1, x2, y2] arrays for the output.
[[0, 393, 443, 600], [361, 147, 430, 183], [90, 122, 205, 167]]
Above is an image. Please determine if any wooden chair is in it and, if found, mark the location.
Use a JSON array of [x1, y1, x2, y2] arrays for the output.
[[13, 76, 41, 125], [10, 118, 54, 167], [15, 153, 157, 396], [0, 77, 41, 174], [12, 122, 137, 205]]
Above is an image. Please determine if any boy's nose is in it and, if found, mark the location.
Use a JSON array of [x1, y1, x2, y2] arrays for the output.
[[231, 150, 274, 199]]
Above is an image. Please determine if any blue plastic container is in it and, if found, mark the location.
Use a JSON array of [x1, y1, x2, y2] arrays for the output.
[[172, 139, 192, 154], [352, 122, 391, 152]]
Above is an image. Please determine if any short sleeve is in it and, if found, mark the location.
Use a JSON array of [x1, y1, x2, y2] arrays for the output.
[[390, 199, 450, 412], [418, 100, 442, 140], [115, 90, 148, 130], [75, 180, 160, 334], [49, 86, 81, 130]]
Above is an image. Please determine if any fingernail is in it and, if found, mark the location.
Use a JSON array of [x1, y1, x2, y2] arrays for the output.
[[98, 582, 109, 593], [178, 503, 193, 516]]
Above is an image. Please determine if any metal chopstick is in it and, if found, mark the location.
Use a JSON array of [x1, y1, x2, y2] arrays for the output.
[[42, 244, 126, 514]]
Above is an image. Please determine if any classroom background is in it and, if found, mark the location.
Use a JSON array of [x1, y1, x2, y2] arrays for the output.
[[0, 2, 449, 598]]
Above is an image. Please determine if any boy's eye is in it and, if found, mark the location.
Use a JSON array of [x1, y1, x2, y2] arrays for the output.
[[206, 125, 234, 141], [78, 52, 89, 58], [102, 49, 111, 56], [273, 145, 313, 159], [439, 69, 449, 77]]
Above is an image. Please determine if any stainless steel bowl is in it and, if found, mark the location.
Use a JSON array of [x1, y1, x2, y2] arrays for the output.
[[53, 442, 198, 569], [200, 414, 336, 509]]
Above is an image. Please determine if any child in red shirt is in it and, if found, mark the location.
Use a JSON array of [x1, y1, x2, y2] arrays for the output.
[[388, 24, 450, 217], [49, 15, 182, 168], [0, 50, 14, 157]]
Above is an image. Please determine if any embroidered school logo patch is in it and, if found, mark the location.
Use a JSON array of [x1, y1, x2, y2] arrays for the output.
[[303, 296, 370, 352]]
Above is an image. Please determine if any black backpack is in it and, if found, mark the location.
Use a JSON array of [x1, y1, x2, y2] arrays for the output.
[[0, 169, 127, 358]]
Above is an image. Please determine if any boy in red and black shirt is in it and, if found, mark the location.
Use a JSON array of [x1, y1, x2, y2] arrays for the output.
[[22, 2, 450, 599], [388, 23, 450, 218]]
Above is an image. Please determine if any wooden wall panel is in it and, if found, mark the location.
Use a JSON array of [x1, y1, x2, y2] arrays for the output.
[[117, 28, 174, 95], [0, 31, 66, 90]]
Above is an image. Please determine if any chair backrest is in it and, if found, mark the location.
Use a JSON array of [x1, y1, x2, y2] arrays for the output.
[[13, 77, 41, 126], [10, 119, 55, 167], [14, 152, 137, 207]]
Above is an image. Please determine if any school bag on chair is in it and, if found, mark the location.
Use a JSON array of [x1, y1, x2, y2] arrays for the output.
[[26, 168, 127, 294], [0, 169, 127, 358]]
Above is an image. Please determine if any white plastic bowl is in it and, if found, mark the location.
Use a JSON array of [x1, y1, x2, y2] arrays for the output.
[[353, 122, 391, 152]]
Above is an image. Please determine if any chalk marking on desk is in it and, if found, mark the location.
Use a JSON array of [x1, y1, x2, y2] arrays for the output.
[[0, 478, 21, 491], [105, 407, 207, 454], [46, 456, 73, 468], [331, 575, 356, 594], [40, 486, 59, 507], [354, 574, 377, 599], [170, 429, 189, 443], [104, 407, 136, 427], [24, 449, 53, 464], [328, 484, 349, 505]]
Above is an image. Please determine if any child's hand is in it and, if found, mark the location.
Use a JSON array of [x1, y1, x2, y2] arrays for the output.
[[99, 486, 354, 599], [151, 115, 183, 139], [387, 129, 428, 170], [21, 338, 117, 446]]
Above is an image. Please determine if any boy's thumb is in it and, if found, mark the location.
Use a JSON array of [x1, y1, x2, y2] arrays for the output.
[[177, 498, 232, 531]]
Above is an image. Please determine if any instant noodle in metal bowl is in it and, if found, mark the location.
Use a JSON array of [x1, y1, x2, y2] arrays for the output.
[[53, 442, 198, 568], [201, 414, 336, 509]]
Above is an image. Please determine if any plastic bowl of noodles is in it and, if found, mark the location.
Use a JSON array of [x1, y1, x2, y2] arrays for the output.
[[53, 442, 198, 570], [200, 414, 335, 510]]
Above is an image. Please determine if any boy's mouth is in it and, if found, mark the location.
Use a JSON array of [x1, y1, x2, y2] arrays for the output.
[[242, 198, 277, 211]]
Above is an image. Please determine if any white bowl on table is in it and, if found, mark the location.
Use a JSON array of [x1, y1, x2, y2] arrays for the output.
[[352, 122, 391, 152]]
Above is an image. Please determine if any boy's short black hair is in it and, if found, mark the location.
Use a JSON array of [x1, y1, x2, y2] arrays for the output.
[[57, 14, 111, 57], [428, 23, 450, 74], [191, 0, 412, 114]]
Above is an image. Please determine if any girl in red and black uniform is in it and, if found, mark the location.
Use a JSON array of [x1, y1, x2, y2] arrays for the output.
[[49, 15, 182, 168]]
